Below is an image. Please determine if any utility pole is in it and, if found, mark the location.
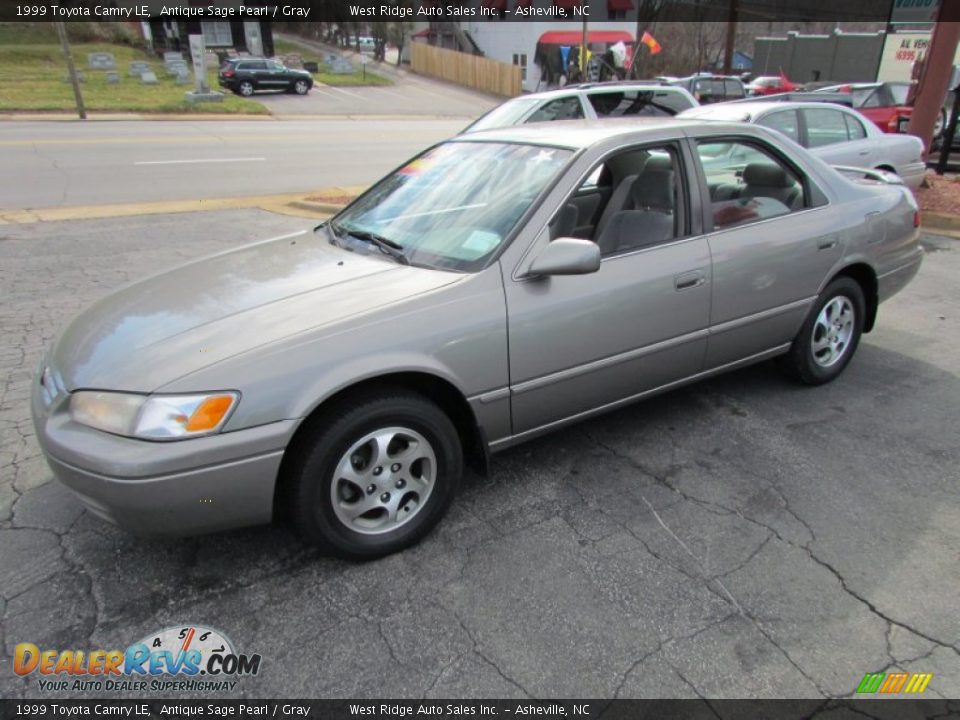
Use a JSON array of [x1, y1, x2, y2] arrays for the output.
[[906, 15, 960, 156], [55, 21, 86, 120], [722, 0, 739, 75]]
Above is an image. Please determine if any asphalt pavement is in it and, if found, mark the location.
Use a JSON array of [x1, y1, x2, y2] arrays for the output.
[[1, 210, 958, 700], [0, 118, 472, 210]]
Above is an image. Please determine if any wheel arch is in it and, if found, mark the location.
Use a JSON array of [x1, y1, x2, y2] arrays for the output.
[[831, 262, 879, 332], [273, 371, 489, 519]]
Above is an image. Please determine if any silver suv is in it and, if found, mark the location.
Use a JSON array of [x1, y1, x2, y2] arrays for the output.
[[463, 81, 699, 133]]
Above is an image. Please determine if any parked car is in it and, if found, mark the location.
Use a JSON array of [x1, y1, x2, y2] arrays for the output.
[[667, 74, 747, 103], [679, 101, 926, 188], [746, 74, 797, 96], [814, 81, 945, 141], [33, 119, 922, 558], [218, 58, 313, 97], [463, 82, 698, 133]]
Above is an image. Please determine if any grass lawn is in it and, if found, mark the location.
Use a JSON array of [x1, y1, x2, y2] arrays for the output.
[[273, 39, 392, 87], [0, 42, 268, 114]]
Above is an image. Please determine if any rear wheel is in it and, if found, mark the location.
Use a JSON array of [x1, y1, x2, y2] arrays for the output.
[[783, 276, 865, 385], [285, 391, 462, 559], [237, 81, 255, 97]]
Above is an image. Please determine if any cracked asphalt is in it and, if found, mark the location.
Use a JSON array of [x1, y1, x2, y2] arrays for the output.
[[1, 210, 958, 701]]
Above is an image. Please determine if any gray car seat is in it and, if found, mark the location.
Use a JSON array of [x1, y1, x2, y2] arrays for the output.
[[596, 167, 676, 256], [739, 163, 802, 210]]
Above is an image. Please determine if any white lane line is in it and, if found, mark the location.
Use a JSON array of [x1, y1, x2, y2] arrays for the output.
[[134, 157, 266, 166], [323, 85, 369, 100]]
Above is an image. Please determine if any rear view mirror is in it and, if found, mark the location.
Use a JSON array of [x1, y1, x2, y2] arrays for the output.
[[528, 238, 601, 277]]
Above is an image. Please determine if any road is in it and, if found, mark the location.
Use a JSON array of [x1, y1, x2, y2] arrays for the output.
[[1, 209, 958, 700], [0, 118, 471, 210]]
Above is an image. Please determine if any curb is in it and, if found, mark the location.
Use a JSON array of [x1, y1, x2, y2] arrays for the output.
[[921, 211, 960, 232], [288, 199, 351, 214]]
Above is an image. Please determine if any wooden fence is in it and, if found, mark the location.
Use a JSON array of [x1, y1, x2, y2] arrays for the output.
[[411, 43, 522, 98]]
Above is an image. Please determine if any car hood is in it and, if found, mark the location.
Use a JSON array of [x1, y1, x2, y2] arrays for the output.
[[49, 230, 462, 392]]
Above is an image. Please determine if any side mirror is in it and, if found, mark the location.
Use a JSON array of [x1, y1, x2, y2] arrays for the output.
[[527, 238, 601, 277]]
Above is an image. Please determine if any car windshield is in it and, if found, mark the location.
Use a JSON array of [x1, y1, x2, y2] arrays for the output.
[[331, 141, 573, 272], [465, 98, 543, 132]]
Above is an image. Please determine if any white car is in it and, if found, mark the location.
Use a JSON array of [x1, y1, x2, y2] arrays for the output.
[[463, 82, 699, 133], [679, 101, 926, 189]]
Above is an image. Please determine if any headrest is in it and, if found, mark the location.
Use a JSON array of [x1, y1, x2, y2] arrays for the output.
[[742, 163, 794, 189], [630, 169, 674, 211], [643, 156, 674, 173]]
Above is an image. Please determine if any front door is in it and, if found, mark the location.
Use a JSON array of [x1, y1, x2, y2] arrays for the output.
[[504, 143, 712, 435]]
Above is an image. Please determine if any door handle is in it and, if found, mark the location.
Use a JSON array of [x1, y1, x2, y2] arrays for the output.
[[675, 270, 705, 290], [858, 149, 871, 155], [817, 239, 837, 250]]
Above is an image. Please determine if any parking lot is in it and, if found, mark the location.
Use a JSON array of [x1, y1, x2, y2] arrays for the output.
[[1, 210, 958, 700]]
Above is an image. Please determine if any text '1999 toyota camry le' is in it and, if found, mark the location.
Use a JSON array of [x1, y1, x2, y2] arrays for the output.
[[32, 119, 923, 559]]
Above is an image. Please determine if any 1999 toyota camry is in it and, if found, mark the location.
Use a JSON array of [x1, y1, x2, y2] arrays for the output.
[[33, 119, 922, 558]]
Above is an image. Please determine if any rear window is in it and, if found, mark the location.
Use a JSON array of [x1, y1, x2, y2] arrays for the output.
[[588, 89, 692, 117]]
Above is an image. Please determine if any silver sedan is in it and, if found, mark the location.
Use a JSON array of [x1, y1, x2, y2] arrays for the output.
[[32, 119, 923, 558], [679, 100, 928, 189]]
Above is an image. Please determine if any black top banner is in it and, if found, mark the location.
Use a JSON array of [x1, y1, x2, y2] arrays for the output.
[[1, 699, 959, 720], [5, 0, 956, 24]]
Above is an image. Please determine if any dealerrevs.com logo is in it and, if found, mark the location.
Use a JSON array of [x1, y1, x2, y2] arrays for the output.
[[14, 625, 262, 693]]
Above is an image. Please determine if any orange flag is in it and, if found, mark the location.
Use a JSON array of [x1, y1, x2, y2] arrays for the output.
[[641, 31, 662, 55]]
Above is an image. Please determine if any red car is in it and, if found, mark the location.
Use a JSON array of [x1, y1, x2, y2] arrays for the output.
[[815, 82, 945, 139], [746, 74, 797, 96]]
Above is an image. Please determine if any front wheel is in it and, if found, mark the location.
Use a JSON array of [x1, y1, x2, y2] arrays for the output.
[[782, 276, 865, 385], [285, 391, 462, 559], [292, 79, 310, 95]]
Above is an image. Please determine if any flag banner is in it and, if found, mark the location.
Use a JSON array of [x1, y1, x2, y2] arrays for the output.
[[641, 31, 663, 55]]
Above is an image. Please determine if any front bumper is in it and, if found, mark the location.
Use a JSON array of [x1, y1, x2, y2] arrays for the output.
[[32, 378, 298, 536]]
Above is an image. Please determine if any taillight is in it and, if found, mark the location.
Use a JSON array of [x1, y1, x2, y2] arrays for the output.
[[223, 70, 235, 78], [888, 115, 901, 132], [914, 210, 921, 228]]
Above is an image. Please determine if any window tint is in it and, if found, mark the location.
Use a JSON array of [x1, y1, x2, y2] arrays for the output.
[[693, 78, 724, 101], [589, 90, 689, 117], [804, 109, 850, 148], [526, 96, 584, 123], [266, 60, 284, 71], [696, 139, 806, 230], [724, 79, 745, 98], [562, 146, 682, 257], [844, 113, 867, 140], [757, 110, 800, 143], [240, 61, 266, 71], [853, 87, 880, 108]]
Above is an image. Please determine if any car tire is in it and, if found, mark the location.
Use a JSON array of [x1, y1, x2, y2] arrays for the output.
[[292, 80, 310, 95], [238, 81, 255, 97], [782, 276, 865, 386], [285, 391, 462, 559]]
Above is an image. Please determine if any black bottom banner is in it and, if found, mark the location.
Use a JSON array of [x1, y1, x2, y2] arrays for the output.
[[1, 700, 958, 720]]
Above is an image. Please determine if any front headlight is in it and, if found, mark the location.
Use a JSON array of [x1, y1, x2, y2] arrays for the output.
[[69, 391, 238, 440]]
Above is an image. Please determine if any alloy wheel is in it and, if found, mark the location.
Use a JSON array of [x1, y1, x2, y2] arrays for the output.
[[811, 295, 855, 368], [329, 426, 436, 535]]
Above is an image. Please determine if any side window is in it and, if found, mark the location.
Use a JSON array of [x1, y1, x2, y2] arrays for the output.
[[696, 139, 807, 231], [266, 60, 284, 71], [244, 60, 266, 71], [555, 146, 683, 257], [724, 79, 745, 98], [844, 113, 867, 140], [804, 109, 850, 148], [654, 91, 695, 114], [588, 92, 625, 117], [526, 97, 584, 123], [757, 110, 800, 144], [856, 89, 881, 108]]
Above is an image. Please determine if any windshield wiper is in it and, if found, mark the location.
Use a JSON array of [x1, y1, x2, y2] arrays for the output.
[[343, 228, 409, 265]]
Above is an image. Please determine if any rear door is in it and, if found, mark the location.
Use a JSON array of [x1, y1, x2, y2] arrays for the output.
[[690, 134, 842, 368], [802, 107, 877, 166]]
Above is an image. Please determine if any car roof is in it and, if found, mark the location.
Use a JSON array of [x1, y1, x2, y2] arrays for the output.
[[450, 117, 710, 150], [681, 99, 860, 120], [513, 81, 684, 102]]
